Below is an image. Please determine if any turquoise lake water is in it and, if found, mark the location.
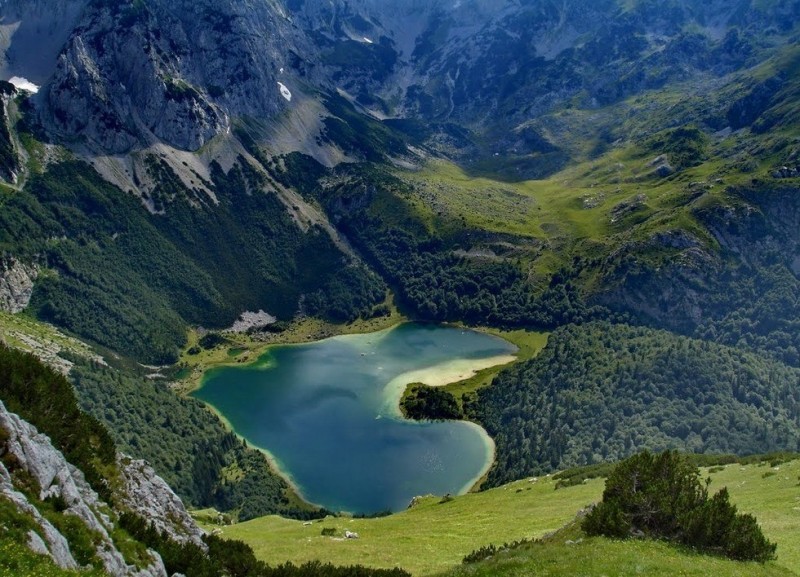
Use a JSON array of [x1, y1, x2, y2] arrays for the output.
[[192, 323, 516, 513]]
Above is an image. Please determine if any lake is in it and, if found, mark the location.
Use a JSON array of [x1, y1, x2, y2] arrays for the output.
[[192, 323, 516, 513]]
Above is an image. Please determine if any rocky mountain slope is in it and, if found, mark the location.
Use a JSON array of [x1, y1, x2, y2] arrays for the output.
[[0, 387, 217, 576]]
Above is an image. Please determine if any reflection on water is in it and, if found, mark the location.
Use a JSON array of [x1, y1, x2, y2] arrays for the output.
[[192, 323, 516, 513]]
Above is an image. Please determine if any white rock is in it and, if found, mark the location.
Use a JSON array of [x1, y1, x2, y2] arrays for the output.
[[0, 258, 39, 313], [0, 401, 169, 576], [0, 459, 78, 570], [118, 457, 207, 549]]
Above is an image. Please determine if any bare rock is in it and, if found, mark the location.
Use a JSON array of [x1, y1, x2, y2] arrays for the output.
[[0, 401, 168, 577], [0, 258, 39, 313], [610, 193, 648, 222], [26, 530, 50, 557], [1, 459, 78, 570], [654, 163, 675, 178], [118, 457, 206, 549], [44, 0, 306, 154]]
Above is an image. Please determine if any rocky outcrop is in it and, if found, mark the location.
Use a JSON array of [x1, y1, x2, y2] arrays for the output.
[[595, 185, 800, 334], [595, 230, 719, 332], [47, 6, 227, 153], [0, 258, 39, 313], [44, 0, 308, 153], [0, 400, 168, 577], [771, 165, 799, 179], [118, 457, 206, 550], [0, 81, 19, 183], [0, 458, 79, 570]]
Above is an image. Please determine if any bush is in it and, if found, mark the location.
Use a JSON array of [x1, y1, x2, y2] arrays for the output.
[[401, 384, 462, 421], [583, 451, 776, 562]]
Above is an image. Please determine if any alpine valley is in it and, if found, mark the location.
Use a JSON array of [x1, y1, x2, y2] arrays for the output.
[[1, 1, 799, 576]]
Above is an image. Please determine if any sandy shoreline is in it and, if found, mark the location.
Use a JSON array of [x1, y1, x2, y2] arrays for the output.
[[380, 354, 518, 418]]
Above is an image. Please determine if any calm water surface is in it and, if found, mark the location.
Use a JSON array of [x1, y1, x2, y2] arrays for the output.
[[193, 323, 516, 513]]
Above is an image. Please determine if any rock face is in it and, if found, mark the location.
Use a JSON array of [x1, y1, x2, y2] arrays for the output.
[[2, 0, 792, 160], [0, 457, 79, 570], [0, 400, 169, 577], [293, 0, 785, 124], [0, 258, 38, 313], [44, 0, 308, 153], [118, 457, 206, 550], [0, 81, 19, 183], [595, 186, 800, 335]]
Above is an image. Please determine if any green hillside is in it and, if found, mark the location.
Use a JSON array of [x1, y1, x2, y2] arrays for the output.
[[2, 2, 800, 575], [0, 159, 384, 364], [471, 322, 800, 486], [205, 458, 799, 576], [440, 537, 789, 577]]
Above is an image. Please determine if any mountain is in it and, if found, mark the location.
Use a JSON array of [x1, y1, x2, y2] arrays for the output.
[[1, 0, 800, 572], [0, 343, 197, 577]]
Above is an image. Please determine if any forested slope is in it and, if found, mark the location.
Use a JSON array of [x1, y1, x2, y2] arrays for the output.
[[69, 357, 325, 521], [0, 159, 383, 364], [469, 322, 800, 487]]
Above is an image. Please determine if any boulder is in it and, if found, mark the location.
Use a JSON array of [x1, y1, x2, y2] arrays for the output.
[[0, 258, 39, 313]]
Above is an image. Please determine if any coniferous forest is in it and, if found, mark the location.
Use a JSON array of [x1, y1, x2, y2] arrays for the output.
[[468, 322, 800, 487]]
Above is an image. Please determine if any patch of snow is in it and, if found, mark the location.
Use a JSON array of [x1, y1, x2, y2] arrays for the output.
[[8, 76, 39, 94], [277, 81, 292, 102], [363, 37, 373, 44]]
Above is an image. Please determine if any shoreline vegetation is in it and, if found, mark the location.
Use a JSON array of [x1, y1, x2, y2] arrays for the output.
[[176, 305, 409, 395], [178, 307, 549, 512]]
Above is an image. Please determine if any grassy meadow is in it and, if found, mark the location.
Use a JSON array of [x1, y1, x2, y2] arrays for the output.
[[204, 458, 800, 576], [201, 473, 604, 575]]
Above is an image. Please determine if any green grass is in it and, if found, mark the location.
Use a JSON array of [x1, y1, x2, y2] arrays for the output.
[[441, 328, 549, 403], [394, 144, 718, 282], [210, 475, 604, 575], [0, 537, 106, 577], [0, 500, 106, 577], [0, 311, 102, 369], [706, 458, 800, 573], [213, 459, 800, 576], [439, 536, 791, 577]]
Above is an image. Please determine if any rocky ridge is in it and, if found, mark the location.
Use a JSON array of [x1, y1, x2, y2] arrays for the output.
[[1, 0, 796, 179], [118, 457, 206, 550], [0, 399, 206, 576]]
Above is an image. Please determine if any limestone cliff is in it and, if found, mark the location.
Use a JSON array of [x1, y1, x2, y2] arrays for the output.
[[43, 0, 310, 153], [0, 399, 207, 576], [0, 257, 38, 313], [118, 457, 206, 550]]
